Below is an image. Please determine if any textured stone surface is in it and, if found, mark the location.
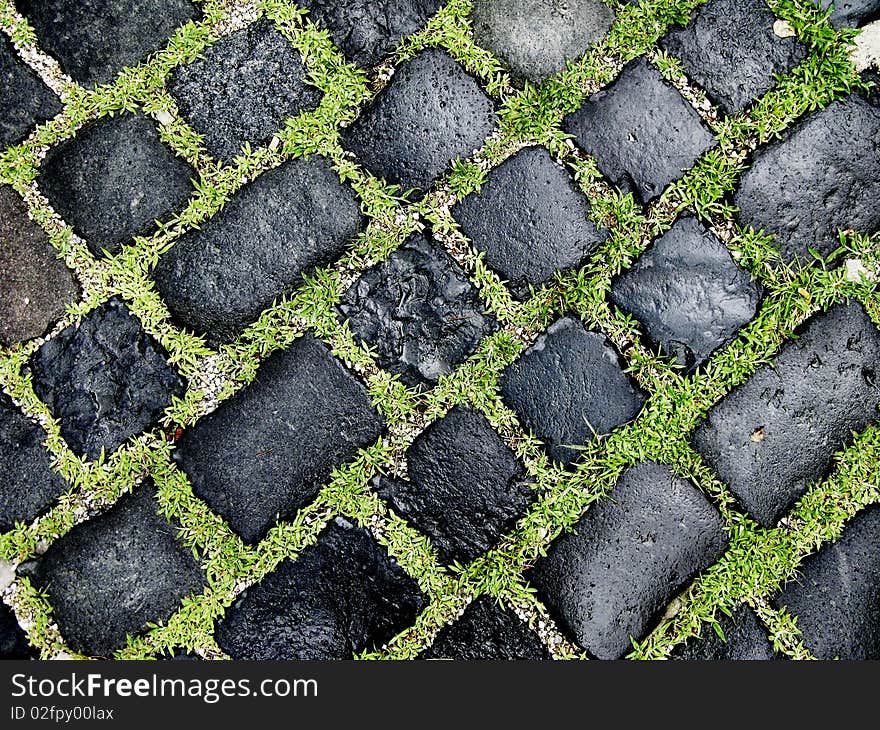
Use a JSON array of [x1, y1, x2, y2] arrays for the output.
[[17, 0, 200, 86], [734, 94, 880, 262], [21, 483, 206, 657], [421, 596, 550, 659], [375, 406, 533, 564], [342, 49, 497, 192], [610, 216, 762, 371], [820, 0, 880, 26], [563, 58, 715, 203], [673, 606, 776, 660], [38, 113, 195, 256], [0, 35, 61, 147], [154, 155, 362, 344], [29, 298, 186, 461], [693, 303, 880, 527], [0, 602, 36, 659], [471, 0, 615, 83], [174, 335, 383, 544], [298, 0, 444, 67], [773, 506, 880, 659], [452, 146, 606, 299], [500, 317, 645, 465], [530, 462, 727, 659], [215, 518, 426, 659], [0, 396, 70, 532], [339, 233, 496, 387], [0, 186, 80, 346], [169, 19, 322, 163]]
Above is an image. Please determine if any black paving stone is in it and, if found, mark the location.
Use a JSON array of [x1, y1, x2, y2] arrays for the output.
[[0, 186, 80, 347], [500, 317, 645, 465], [820, 0, 880, 26], [29, 298, 186, 462], [673, 606, 777, 660], [174, 335, 383, 544], [17, 0, 200, 86], [734, 93, 880, 262], [530, 461, 727, 659], [38, 112, 195, 257], [338, 233, 496, 387], [693, 303, 880, 527], [0, 602, 36, 659], [661, 0, 806, 114], [297, 0, 444, 68], [471, 0, 615, 83], [154, 155, 362, 345], [169, 19, 322, 163], [375, 406, 534, 564], [563, 58, 715, 203], [215, 518, 427, 659], [452, 146, 606, 299], [421, 596, 550, 660], [342, 49, 498, 192], [0, 35, 61, 147], [773, 506, 880, 659], [610, 216, 762, 371]]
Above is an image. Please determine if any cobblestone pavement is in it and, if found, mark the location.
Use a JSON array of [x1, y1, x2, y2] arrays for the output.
[[0, 0, 879, 661]]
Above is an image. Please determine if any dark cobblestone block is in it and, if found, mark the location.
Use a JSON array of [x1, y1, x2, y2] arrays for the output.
[[215, 518, 426, 659], [342, 49, 498, 192], [734, 94, 880, 262], [21, 483, 206, 657], [661, 0, 806, 114], [338, 233, 496, 387], [38, 113, 195, 257], [298, 0, 444, 68], [693, 303, 880, 527], [17, 0, 200, 86], [375, 406, 533, 564], [773, 506, 880, 659], [471, 0, 615, 83], [169, 19, 322, 163], [500, 317, 645, 465], [174, 335, 383, 544], [421, 596, 550, 660], [154, 155, 362, 344], [0, 35, 61, 147], [29, 298, 186, 461], [0, 602, 36, 659], [610, 216, 762, 371], [820, 0, 880, 26], [0, 186, 80, 347], [530, 462, 727, 659], [673, 606, 776, 660], [563, 58, 715, 203], [452, 146, 606, 299]]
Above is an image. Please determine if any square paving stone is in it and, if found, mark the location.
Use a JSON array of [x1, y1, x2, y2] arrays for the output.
[[693, 303, 880, 527], [451, 146, 607, 299], [0, 395, 70, 532], [472, 0, 615, 83], [338, 233, 497, 387], [174, 335, 383, 544], [672, 605, 777, 660], [420, 596, 551, 660], [530, 461, 727, 659], [38, 112, 195, 257], [169, 19, 322, 164], [820, 0, 880, 26], [374, 406, 534, 565], [17, 0, 200, 86], [154, 155, 362, 345], [20, 482, 207, 657], [342, 49, 498, 192], [0, 186, 80, 347], [215, 517, 427, 659], [734, 93, 880, 262], [297, 0, 444, 68], [0, 602, 37, 659], [661, 0, 807, 115], [500, 317, 645, 465], [609, 216, 762, 372], [29, 297, 186, 461], [563, 57, 715, 204], [0, 35, 62, 147]]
